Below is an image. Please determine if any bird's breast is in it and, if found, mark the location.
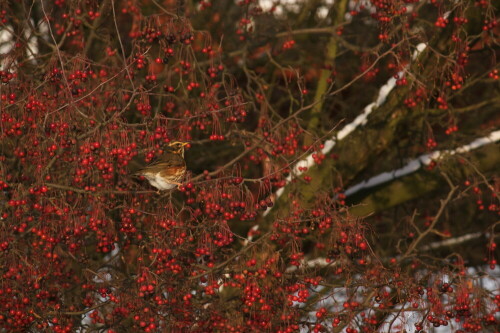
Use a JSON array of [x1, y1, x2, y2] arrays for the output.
[[143, 172, 177, 190]]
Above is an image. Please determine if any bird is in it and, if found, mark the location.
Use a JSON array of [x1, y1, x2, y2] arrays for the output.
[[135, 141, 189, 191]]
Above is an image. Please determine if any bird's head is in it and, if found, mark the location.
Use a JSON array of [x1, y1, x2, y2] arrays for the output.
[[167, 141, 189, 157]]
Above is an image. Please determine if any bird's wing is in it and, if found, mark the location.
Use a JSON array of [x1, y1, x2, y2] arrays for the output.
[[158, 164, 186, 179], [135, 152, 184, 176]]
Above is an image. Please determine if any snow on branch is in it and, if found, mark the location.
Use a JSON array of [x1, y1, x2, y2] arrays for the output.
[[269, 69, 403, 209], [420, 232, 483, 251], [344, 129, 500, 198], [266, 43, 429, 211]]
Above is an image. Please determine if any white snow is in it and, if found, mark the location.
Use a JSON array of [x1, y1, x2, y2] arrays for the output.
[[0, 26, 13, 55], [265, 69, 402, 214], [344, 130, 500, 197]]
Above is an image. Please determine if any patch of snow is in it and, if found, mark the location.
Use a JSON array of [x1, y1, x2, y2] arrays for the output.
[[344, 130, 500, 197]]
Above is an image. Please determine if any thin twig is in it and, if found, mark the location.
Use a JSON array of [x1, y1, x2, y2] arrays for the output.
[[403, 173, 458, 257]]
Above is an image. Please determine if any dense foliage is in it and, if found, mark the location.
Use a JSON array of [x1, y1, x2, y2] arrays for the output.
[[0, 0, 499, 332]]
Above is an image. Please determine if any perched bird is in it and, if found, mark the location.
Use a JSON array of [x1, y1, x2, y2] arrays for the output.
[[135, 141, 189, 191]]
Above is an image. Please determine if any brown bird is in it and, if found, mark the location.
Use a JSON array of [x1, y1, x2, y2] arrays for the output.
[[135, 141, 189, 191]]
